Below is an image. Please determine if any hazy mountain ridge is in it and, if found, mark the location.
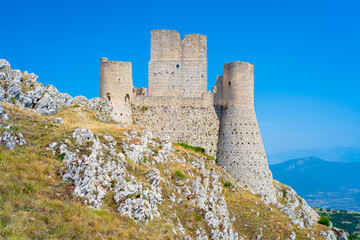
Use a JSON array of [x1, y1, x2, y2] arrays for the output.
[[268, 147, 360, 165], [271, 157, 360, 212]]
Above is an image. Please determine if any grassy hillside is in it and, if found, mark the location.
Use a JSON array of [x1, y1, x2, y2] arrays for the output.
[[0, 103, 331, 239]]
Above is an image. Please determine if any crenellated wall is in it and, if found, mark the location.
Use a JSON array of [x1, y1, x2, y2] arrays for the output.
[[148, 30, 207, 97]]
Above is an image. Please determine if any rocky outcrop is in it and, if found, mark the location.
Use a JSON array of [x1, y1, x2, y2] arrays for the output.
[[274, 181, 318, 229], [48, 127, 239, 239], [0, 128, 27, 150], [0, 108, 26, 149], [0, 59, 112, 120]]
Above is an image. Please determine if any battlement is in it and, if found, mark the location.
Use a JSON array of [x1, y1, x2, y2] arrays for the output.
[[100, 58, 132, 67], [150, 30, 207, 60], [221, 61, 254, 107], [148, 30, 207, 97]]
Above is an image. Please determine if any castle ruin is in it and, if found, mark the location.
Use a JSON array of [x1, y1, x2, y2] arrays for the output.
[[99, 30, 277, 202]]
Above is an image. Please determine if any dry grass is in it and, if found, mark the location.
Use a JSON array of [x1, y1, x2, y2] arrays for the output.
[[0, 104, 330, 239]]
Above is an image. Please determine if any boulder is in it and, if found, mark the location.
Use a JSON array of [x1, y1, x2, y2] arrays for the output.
[[72, 127, 94, 145], [20, 85, 44, 108], [6, 83, 22, 100]]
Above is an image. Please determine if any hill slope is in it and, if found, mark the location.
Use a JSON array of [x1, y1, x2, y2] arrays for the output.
[[0, 59, 337, 239], [270, 157, 360, 211]]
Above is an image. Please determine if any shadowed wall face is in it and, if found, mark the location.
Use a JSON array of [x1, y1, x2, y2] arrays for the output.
[[217, 62, 277, 203], [148, 30, 207, 97]]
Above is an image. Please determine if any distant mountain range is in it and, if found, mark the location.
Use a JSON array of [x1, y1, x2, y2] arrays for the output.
[[270, 157, 360, 212], [267, 147, 360, 165]]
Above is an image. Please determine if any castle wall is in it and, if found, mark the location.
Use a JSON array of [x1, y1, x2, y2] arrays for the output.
[[99, 58, 133, 124], [216, 62, 276, 203], [132, 93, 220, 155], [148, 30, 207, 97]]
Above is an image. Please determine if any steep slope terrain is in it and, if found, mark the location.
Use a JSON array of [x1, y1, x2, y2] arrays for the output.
[[0, 60, 339, 239]]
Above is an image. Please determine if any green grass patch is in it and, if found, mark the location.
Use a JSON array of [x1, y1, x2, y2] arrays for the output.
[[223, 181, 235, 188], [175, 170, 186, 179], [176, 143, 205, 153]]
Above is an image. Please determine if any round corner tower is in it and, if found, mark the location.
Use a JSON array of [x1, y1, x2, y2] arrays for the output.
[[99, 58, 133, 124], [216, 61, 276, 203]]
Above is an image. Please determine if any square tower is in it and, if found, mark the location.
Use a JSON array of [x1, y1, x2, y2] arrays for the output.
[[148, 30, 207, 97]]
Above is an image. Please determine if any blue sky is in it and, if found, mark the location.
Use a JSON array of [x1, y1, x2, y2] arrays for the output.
[[2, 0, 360, 154]]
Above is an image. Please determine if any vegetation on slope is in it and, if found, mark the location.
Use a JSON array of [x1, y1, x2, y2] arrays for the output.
[[0, 103, 331, 239], [315, 207, 360, 237]]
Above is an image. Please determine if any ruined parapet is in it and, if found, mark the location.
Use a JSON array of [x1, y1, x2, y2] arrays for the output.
[[99, 58, 133, 124], [216, 61, 276, 203], [148, 30, 207, 97]]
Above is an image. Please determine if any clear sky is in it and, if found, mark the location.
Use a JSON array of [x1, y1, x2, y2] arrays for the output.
[[2, 0, 360, 154]]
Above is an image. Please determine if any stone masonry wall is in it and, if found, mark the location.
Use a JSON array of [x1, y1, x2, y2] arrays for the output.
[[132, 93, 220, 155], [99, 58, 133, 124], [216, 62, 277, 203], [148, 30, 207, 97]]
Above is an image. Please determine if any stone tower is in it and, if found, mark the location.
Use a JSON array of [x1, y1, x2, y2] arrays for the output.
[[216, 61, 276, 203], [99, 58, 133, 124], [148, 30, 207, 97]]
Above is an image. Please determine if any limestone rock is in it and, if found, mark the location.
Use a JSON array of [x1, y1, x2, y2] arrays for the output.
[[0, 86, 5, 102], [6, 83, 22, 100], [0, 59, 10, 69], [0, 127, 27, 150], [72, 127, 94, 145], [54, 117, 63, 124], [20, 85, 44, 108], [274, 181, 317, 229]]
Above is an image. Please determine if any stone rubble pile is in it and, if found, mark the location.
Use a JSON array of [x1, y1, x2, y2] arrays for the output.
[[0, 59, 113, 120]]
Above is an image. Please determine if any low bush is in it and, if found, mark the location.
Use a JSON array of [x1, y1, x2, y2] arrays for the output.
[[318, 215, 331, 227], [224, 181, 235, 188], [175, 170, 186, 179]]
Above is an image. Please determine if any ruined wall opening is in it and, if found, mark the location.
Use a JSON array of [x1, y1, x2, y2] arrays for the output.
[[125, 94, 130, 103], [106, 93, 111, 101]]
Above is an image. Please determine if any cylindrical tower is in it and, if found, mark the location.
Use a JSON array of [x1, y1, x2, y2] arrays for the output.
[[217, 61, 276, 203], [99, 58, 133, 124]]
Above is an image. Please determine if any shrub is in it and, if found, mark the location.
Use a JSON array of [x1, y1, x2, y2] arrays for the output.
[[57, 153, 66, 161], [223, 181, 234, 188], [175, 170, 186, 179], [23, 182, 36, 193], [125, 177, 130, 182], [193, 212, 203, 221], [318, 215, 331, 227], [349, 234, 359, 240], [11, 97, 17, 104], [142, 105, 149, 110]]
